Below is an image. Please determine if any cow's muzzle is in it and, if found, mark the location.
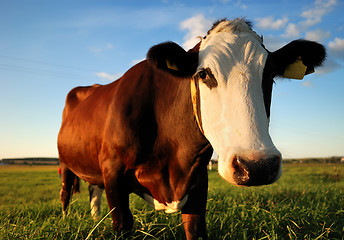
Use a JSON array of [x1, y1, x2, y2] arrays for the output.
[[231, 155, 281, 186]]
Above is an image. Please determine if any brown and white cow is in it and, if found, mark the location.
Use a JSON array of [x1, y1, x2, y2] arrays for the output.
[[58, 18, 326, 239]]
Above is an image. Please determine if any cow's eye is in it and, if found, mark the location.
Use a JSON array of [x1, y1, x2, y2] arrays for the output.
[[198, 68, 218, 89], [199, 70, 207, 80]]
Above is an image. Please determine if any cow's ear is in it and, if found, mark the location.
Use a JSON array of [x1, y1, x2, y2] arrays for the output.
[[271, 39, 326, 80], [147, 41, 198, 77]]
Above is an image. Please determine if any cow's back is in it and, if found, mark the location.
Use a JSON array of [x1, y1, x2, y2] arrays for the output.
[[58, 61, 152, 184], [61, 84, 101, 121], [58, 80, 121, 182]]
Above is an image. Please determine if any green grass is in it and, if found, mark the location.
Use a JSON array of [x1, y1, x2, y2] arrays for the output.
[[0, 164, 343, 239]]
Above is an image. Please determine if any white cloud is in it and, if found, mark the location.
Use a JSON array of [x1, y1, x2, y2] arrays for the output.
[[262, 35, 287, 52], [302, 81, 314, 87], [131, 58, 145, 66], [217, 0, 246, 8], [180, 14, 213, 50], [89, 47, 103, 54], [95, 72, 121, 82], [89, 43, 114, 53], [280, 0, 337, 40], [305, 29, 330, 42], [316, 57, 342, 74], [328, 37, 344, 61], [329, 37, 344, 51], [300, 0, 337, 28], [283, 23, 300, 38], [256, 17, 288, 30]]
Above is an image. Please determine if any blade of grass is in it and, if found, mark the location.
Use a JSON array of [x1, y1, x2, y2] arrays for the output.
[[137, 229, 159, 240], [85, 207, 116, 240]]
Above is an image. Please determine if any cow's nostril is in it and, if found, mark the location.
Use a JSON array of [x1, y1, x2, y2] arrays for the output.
[[232, 156, 250, 185], [231, 154, 281, 186]]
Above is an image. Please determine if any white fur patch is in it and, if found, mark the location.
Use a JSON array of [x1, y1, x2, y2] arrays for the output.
[[143, 193, 188, 213], [197, 20, 281, 183], [89, 185, 104, 219]]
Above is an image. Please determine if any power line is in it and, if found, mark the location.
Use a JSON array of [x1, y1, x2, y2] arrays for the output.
[[0, 54, 99, 73], [0, 63, 95, 81], [270, 120, 344, 140], [0, 53, 111, 82]]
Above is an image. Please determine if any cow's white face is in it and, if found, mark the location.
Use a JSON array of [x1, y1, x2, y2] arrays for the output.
[[196, 20, 281, 185], [147, 18, 326, 186]]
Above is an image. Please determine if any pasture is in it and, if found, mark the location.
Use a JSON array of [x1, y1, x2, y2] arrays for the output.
[[0, 164, 343, 239]]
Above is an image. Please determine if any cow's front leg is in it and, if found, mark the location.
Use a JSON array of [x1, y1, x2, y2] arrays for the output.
[[181, 213, 207, 240], [181, 170, 208, 240], [102, 161, 133, 234]]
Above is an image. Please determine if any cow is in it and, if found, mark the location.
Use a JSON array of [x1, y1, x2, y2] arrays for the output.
[[58, 18, 326, 239], [58, 84, 105, 218]]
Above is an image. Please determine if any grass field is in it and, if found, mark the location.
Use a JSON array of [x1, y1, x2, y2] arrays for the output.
[[0, 164, 343, 239]]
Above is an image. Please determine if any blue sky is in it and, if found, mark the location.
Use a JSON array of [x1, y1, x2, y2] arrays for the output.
[[0, 0, 343, 159]]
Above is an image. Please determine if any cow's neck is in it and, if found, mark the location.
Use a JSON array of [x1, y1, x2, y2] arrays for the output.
[[133, 63, 212, 205]]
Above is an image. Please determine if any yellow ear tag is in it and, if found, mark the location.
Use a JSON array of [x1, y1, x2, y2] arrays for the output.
[[283, 56, 307, 80], [166, 59, 178, 71]]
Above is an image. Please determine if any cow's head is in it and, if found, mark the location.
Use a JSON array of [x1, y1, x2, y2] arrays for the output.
[[147, 18, 326, 186]]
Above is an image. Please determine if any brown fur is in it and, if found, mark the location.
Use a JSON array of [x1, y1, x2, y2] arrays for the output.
[[58, 61, 212, 239]]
